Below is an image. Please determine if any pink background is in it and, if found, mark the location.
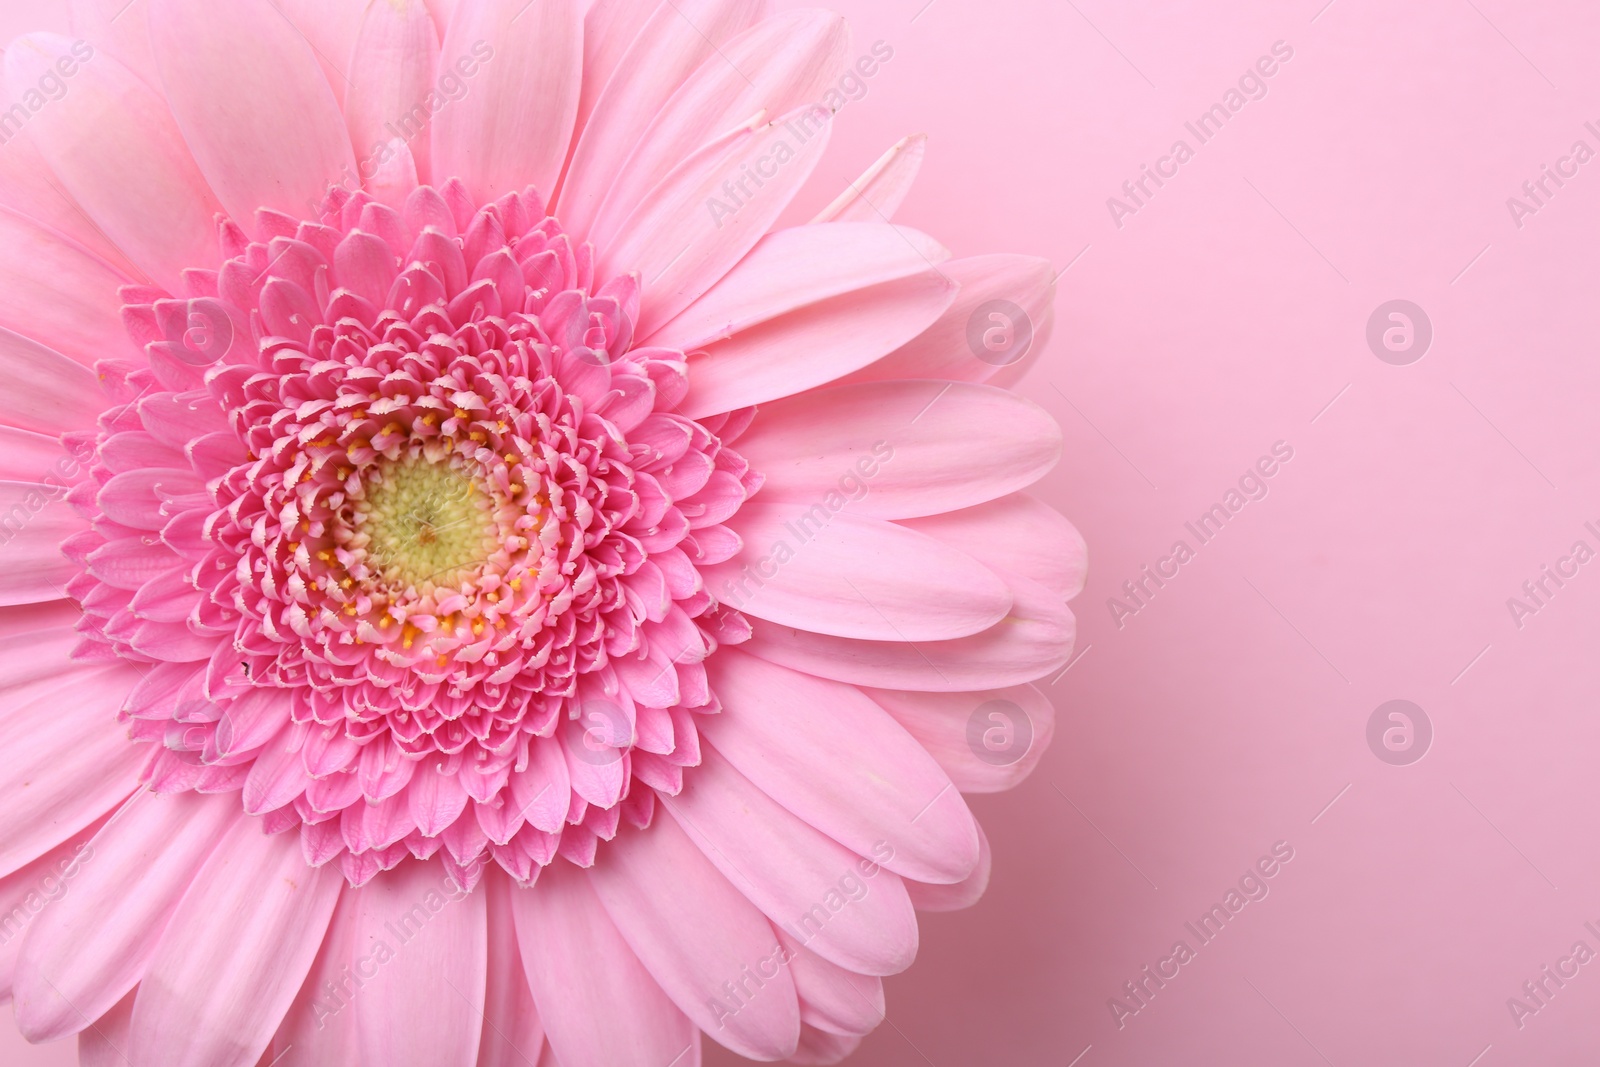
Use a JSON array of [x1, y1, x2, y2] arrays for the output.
[[5, 0, 1600, 1064]]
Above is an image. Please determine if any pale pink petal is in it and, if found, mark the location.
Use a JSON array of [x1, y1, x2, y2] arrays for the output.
[[0, 427, 73, 483], [6, 34, 221, 291], [13, 790, 237, 1041], [0, 602, 82, 691], [353, 860, 487, 1067], [268, 888, 363, 1064], [431, 0, 583, 204], [555, 0, 763, 238], [791, 1026, 862, 1065], [596, 105, 833, 337], [701, 650, 980, 885], [661, 744, 918, 976], [867, 684, 1055, 794], [648, 222, 948, 351], [0, 100, 140, 273], [812, 134, 928, 224], [478, 872, 545, 1067], [589, 813, 800, 1060], [127, 820, 342, 1067], [0, 328, 101, 433], [149, 0, 359, 224], [0, 207, 134, 367], [589, 10, 849, 249], [734, 381, 1061, 519], [573, 0, 660, 139], [776, 929, 886, 1037], [269, 0, 368, 94], [846, 254, 1057, 385], [0, 668, 144, 878], [345, 0, 440, 185], [745, 571, 1076, 692], [70, 0, 159, 86], [0, 827, 103, 998], [511, 862, 699, 1067], [902, 494, 1089, 599], [905, 820, 992, 912], [708, 502, 1010, 642], [677, 270, 957, 419], [78, 990, 136, 1067]]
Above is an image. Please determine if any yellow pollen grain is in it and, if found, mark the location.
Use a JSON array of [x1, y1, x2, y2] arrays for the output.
[[509, 483, 523, 494]]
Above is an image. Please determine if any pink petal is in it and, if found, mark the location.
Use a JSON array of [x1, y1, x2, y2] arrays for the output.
[[0, 668, 144, 878], [735, 380, 1061, 519], [588, 10, 849, 251], [127, 818, 342, 1067], [345, 0, 440, 185], [149, 0, 359, 225], [678, 270, 957, 419], [661, 745, 918, 976], [0, 207, 134, 367], [701, 650, 980, 885], [0, 827, 103, 998], [6, 34, 222, 292], [478, 872, 546, 1067], [268, 0, 369, 96], [431, 0, 583, 204], [0, 328, 101, 433], [77, 991, 135, 1067], [867, 684, 1056, 795], [902, 494, 1089, 600], [573, 0, 660, 139], [510, 861, 698, 1067], [70, 0, 160, 86], [0, 74, 139, 273], [353, 860, 487, 1067], [708, 502, 1010, 642], [791, 1027, 862, 1065], [268, 887, 363, 1062], [648, 222, 948, 351], [744, 571, 1076, 693], [589, 814, 800, 1060], [906, 820, 993, 912], [555, 0, 762, 238], [846, 254, 1058, 385], [13, 790, 237, 1041], [812, 134, 928, 223], [596, 105, 833, 337], [776, 929, 886, 1037], [0, 601, 83, 691], [0, 427, 75, 483]]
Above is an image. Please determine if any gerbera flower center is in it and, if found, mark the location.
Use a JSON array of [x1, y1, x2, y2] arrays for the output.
[[350, 456, 499, 594]]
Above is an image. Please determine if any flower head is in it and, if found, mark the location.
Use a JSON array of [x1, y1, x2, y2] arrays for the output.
[[0, 0, 1083, 1063]]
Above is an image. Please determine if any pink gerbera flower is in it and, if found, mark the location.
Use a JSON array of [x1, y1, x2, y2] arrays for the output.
[[0, 0, 1084, 1063]]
